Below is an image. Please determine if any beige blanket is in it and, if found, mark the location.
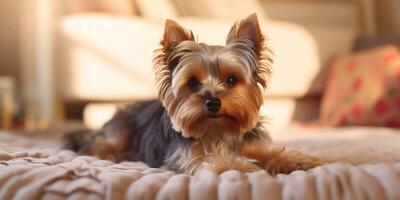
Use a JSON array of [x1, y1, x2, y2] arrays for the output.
[[1, 126, 400, 200]]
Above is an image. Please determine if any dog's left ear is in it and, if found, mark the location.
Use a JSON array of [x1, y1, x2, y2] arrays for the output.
[[226, 13, 264, 56]]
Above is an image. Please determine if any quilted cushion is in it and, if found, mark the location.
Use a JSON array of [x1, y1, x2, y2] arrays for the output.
[[320, 45, 400, 127]]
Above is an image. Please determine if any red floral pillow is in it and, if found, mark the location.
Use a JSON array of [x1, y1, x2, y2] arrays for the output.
[[320, 45, 400, 127]]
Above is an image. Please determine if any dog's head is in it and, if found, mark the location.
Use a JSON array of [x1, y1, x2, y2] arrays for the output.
[[154, 13, 272, 139]]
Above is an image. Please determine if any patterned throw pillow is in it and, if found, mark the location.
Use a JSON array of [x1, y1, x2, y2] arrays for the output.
[[320, 45, 400, 127]]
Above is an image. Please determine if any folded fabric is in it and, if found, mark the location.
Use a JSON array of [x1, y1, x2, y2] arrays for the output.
[[2, 129, 400, 199]]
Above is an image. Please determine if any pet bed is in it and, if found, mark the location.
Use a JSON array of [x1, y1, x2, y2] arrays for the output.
[[1, 126, 400, 200]]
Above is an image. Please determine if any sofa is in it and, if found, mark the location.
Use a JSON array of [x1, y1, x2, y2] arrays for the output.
[[55, 0, 362, 132]]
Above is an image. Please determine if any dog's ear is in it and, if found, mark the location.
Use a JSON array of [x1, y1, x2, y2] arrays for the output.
[[162, 19, 194, 49], [226, 13, 264, 56]]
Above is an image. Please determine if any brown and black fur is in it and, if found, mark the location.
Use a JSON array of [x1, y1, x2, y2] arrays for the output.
[[64, 100, 192, 168], [64, 13, 323, 175]]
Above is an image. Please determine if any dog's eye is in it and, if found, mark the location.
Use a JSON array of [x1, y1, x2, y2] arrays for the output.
[[187, 77, 200, 90], [226, 76, 237, 87]]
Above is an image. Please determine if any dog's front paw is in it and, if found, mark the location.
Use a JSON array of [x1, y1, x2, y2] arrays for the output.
[[202, 157, 261, 174], [264, 150, 325, 175]]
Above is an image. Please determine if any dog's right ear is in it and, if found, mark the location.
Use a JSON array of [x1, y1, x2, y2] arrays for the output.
[[162, 20, 194, 49]]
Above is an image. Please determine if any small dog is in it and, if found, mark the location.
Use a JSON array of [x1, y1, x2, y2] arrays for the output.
[[64, 13, 323, 175]]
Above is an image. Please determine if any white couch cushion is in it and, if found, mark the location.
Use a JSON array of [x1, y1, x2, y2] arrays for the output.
[[59, 15, 160, 100]]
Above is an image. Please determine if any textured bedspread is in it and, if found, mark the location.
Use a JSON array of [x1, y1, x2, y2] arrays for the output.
[[1, 126, 400, 200]]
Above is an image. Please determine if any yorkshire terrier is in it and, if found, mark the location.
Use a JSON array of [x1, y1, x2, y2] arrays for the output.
[[64, 13, 323, 175]]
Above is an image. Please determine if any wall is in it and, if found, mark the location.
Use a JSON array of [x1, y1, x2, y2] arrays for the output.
[[0, 1, 21, 85], [261, 0, 399, 36], [0, 0, 61, 128], [376, 0, 400, 35]]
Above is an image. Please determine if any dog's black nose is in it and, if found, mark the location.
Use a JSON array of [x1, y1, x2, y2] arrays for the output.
[[205, 98, 221, 112]]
